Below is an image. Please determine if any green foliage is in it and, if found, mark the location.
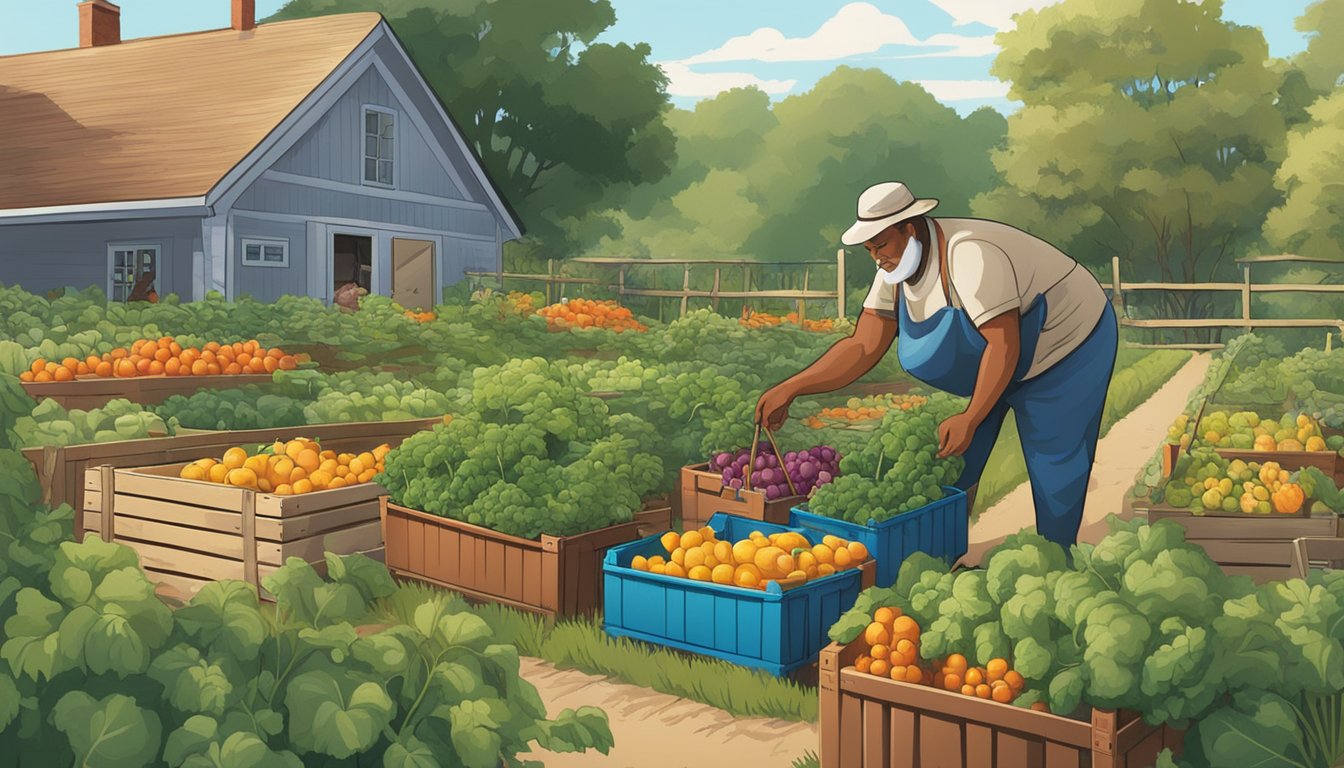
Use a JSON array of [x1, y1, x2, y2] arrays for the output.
[[14, 397, 166, 448], [155, 386, 309, 431]]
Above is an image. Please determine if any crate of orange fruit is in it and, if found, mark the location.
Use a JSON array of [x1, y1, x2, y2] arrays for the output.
[[818, 605, 1181, 768], [602, 512, 876, 674], [20, 336, 306, 411], [82, 435, 395, 602]]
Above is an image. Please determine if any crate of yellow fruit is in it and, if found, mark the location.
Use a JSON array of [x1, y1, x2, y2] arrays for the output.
[[602, 512, 876, 674], [82, 437, 395, 601]]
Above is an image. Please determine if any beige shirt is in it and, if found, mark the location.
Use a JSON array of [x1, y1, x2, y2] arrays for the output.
[[862, 217, 1107, 380]]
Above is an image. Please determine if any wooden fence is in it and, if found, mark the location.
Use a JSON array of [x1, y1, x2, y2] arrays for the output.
[[1109, 254, 1344, 349], [465, 251, 849, 320]]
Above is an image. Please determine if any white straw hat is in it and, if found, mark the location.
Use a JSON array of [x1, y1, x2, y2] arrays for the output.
[[840, 181, 939, 246]]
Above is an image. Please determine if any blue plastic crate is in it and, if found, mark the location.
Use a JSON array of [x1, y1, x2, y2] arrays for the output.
[[789, 486, 968, 587], [602, 512, 874, 675]]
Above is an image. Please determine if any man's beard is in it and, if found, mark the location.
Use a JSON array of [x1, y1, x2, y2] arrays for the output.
[[879, 235, 923, 285]]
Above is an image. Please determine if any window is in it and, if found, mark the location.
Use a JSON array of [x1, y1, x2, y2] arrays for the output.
[[362, 106, 396, 187], [108, 245, 159, 303], [242, 237, 289, 268]]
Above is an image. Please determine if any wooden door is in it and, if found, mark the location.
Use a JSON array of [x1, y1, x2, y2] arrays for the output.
[[391, 238, 435, 310]]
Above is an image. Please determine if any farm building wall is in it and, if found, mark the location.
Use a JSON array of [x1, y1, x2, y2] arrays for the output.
[[0, 216, 199, 300], [230, 214, 308, 304]]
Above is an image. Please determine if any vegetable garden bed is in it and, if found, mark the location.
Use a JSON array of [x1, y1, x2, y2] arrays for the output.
[[603, 512, 876, 675], [381, 497, 673, 617], [22, 373, 276, 410], [680, 461, 803, 529], [83, 462, 386, 600], [22, 416, 442, 513], [818, 638, 1182, 768], [1144, 506, 1338, 582]]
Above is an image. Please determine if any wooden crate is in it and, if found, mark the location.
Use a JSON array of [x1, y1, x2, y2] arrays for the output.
[[679, 462, 803, 529], [22, 373, 277, 410], [22, 417, 443, 515], [84, 463, 386, 601], [1215, 448, 1344, 485], [818, 639, 1182, 768], [1146, 506, 1339, 583], [382, 497, 673, 617]]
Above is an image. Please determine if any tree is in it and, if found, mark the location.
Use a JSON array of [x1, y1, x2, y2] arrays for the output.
[[267, 0, 676, 248], [1295, 0, 1344, 92], [973, 0, 1287, 330], [1264, 88, 1344, 260]]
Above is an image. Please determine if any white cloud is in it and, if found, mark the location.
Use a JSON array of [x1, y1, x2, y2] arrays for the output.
[[916, 79, 1011, 101], [657, 61, 797, 99], [926, 0, 1062, 30]]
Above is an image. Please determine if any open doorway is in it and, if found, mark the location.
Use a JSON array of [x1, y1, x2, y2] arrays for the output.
[[332, 234, 372, 297]]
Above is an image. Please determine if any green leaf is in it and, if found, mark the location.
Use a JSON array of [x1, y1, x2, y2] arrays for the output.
[[1192, 692, 1308, 768], [2, 588, 73, 681], [434, 659, 483, 702], [51, 691, 162, 768], [175, 581, 267, 661], [352, 627, 415, 676], [83, 612, 155, 676], [324, 552, 397, 603], [529, 706, 614, 755], [1013, 637, 1053, 681], [297, 624, 359, 663], [48, 539, 141, 606], [383, 736, 442, 768], [436, 610, 493, 650], [164, 715, 218, 767], [149, 644, 234, 716], [285, 670, 395, 759], [0, 672, 19, 731], [1048, 667, 1085, 716], [449, 700, 504, 768]]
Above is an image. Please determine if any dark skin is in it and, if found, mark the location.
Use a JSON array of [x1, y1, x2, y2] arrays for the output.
[[754, 216, 1024, 511]]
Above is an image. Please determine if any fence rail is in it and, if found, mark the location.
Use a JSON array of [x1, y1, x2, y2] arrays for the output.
[[1109, 255, 1344, 349], [465, 251, 849, 320]]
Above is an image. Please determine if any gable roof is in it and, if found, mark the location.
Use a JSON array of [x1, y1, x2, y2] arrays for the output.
[[0, 14, 382, 211]]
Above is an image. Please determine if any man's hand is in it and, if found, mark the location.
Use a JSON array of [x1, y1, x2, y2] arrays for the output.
[[755, 385, 796, 430], [938, 411, 980, 458]]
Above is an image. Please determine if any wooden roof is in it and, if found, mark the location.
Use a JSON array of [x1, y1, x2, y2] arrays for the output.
[[0, 13, 382, 211]]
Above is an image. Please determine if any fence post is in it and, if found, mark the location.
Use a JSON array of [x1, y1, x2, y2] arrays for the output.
[[1242, 265, 1252, 331], [618, 265, 626, 302], [711, 268, 721, 312], [1110, 256, 1123, 318], [836, 249, 846, 320], [546, 259, 555, 305], [680, 264, 691, 318], [799, 268, 810, 325]]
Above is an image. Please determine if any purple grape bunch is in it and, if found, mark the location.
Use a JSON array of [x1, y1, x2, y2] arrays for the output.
[[711, 445, 841, 500]]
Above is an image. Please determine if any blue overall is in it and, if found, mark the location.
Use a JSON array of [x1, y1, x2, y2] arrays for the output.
[[896, 231, 1117, 548]]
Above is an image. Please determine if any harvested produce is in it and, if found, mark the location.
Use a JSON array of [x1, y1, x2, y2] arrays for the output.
[[709, 444, 841, 499], [177, 437, 392, 495], [1193, 410, 1337, 453], [631, 525, 869, 588], [20, 336, 299, 382], [848, 605, 1035, 706], [403, 310, 437, 323], [739, 308, 835, 333], [803, 393, 929, 429], [537, 298, 647, 332], [1162, 448, 1311, 514]]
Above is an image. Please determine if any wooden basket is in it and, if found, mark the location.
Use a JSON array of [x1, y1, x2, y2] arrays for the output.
[[1145, 506, 1339, 583], [84, 463, 385, 601], [381, 497, 673, 617], [23, 417, 444, 516], [818, 639, 1181, 767], [679, 462, 802, 529]]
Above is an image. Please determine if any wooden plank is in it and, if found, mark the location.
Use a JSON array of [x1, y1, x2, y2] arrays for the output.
[[100, 515, 248, 559], [117, 539, 244, 581], [143, 568, 218, 604], [919, 714, 962, 767], [839, 694, 863, 768], [255, 482, 386, 517], [965, 722, 995, 767], [862, 700, 888, 767], [1122, 318, 1344, 329], [1145, 509, 1337, 539], [1045, 741, 1082, 768], [818, 643, 850, 768], [889, 707, 916, 768], [270, 501, 382, 542], [241, 489, 258, 587], [382, 497, 407, 571], [1199, 539, 1297, 567], [99, 465, 115, 542], [260, 519, 382, 566], [1223, 564, 1302, 582], [113, 469, 245, 512], [839, 671, 1095, 748], [997, 731, 1045, 767], [86, 494, 245, 535]]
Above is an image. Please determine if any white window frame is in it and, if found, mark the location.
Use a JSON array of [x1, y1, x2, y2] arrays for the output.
[[361, 105, 398, 189], [106, 243, 160, 303], [241, 237, 290, 268]]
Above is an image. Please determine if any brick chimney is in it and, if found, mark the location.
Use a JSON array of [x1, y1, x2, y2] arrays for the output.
[[78, 0, 120, 48], [232, 0, 255, 31]]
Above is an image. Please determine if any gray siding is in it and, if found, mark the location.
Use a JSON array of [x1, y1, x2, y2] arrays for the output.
[[0, 217, 199, 299], [442, 236, 498, 286], [272, 67, 465, 200], [234, 178, 497, 237], [232, 215, 307, 303]]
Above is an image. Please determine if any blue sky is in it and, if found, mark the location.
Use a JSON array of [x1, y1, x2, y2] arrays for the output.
[[0, 0, 1316, 115]]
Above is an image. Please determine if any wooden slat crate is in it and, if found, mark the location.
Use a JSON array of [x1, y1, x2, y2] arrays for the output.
[[679, 462, 802, 530], [818, 639, 1182, 768], [22, 373, 277, 410], [1145, 506, 1339, 583], [22, 417, 443, 516], [1215, 448, 1344, 485], [84, 463, 387, 602], [382, 497, 673, 617]]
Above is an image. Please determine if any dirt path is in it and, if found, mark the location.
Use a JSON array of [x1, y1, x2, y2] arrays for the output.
[[519, 657, 817, 768], [962, 353, 1212, 565]]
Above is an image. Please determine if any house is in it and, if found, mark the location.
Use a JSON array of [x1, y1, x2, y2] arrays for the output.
[[0, 0, 523, 310]]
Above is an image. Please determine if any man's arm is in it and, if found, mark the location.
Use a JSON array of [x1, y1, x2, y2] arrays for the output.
[[755, 308, 897, 428], [937, 310, 1020, 457]]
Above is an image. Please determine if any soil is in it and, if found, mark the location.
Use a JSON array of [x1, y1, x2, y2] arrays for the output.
[[961, 353, 1213, 565], [519, 657, 818, 768]]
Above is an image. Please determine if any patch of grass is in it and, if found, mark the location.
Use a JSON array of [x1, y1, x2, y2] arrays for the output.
[[972, 349, 1192, 516], [374, 583, 819, 722], [792, 751, 820, 768]]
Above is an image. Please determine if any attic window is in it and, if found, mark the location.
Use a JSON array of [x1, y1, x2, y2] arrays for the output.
[[363, 106, 396, 188]]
